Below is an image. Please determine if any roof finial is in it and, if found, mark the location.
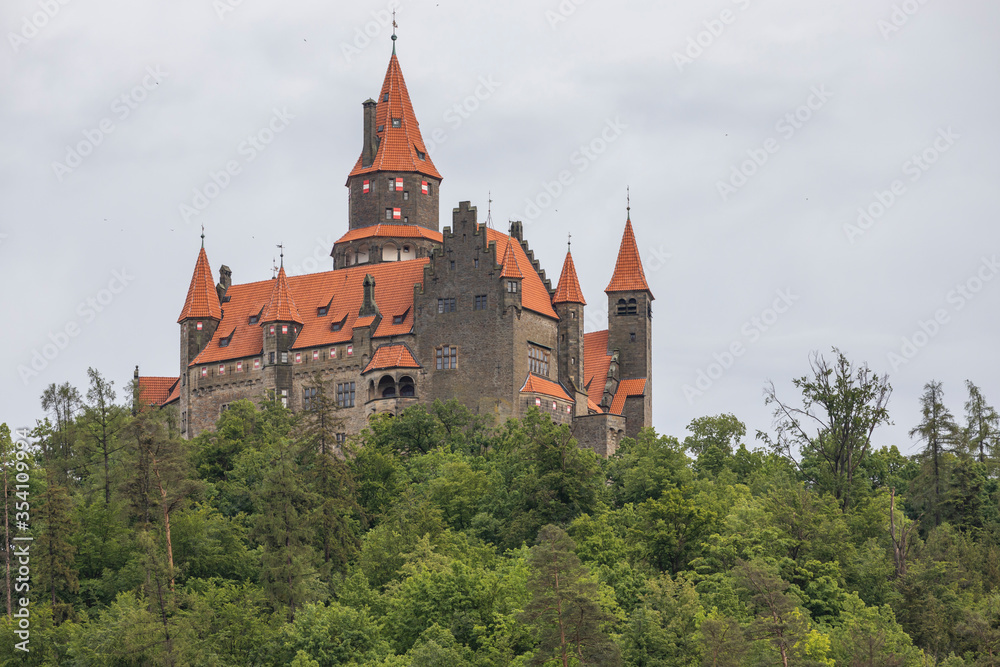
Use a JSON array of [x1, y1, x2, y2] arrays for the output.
[[567, 232, 572, 252], [626, 186, 631, 221], [200, 224, 205, 248], [391, 8, 397, 54], [277, 243, 284, 269], [485, 190, 494, 229], [271, 257, 277, 279]]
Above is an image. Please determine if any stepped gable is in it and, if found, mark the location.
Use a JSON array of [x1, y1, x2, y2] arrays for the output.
[[484, 227, 557, 318]]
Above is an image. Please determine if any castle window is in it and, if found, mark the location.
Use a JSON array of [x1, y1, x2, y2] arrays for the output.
[[616, 299, 627, 315], [219, 334, 231, 347], [403, 216, 408, 223], [294, 352, 302, 364], [363, 179, 370, 193], [392, 117, 401, 128], [347, 345, 353, 356], [318, 306, 328, 316], [416, 150, 425, 160], [385, 208, 392, 220], [571, 312, 576, 319], [387, 177, 394, 189], [329, 347, 337, 359], [627, 298, 637, 315], [437, 298, 456, 313], [313, 350, 320, 361], [571, 356, 576, 365], [393, 314, 404, 324], [337, 382, 356, 408], [254, 358, 261, 370], [552, 401, 557, 411], [269, 325, 276, 335], [566, 405, 572, 414], [474, 258, 479, 268], [507, 281, 518, 293], [221, 403, 229, 413], [383, 93, 389, 102], [303, 386, 317, 411], [201, 367, 207, 377], [249, 313, 259, 324], [332, 321, 343, 332], [196, 322, 203, 331], [399, 375, 415, 397], [403, 191, 409, 200], [393, 208, 402, 220], [436, 345, 457, 370], [218, 364, 225, 375], [281, 352, 288, 363], [421, 181, 428, 194], [474, 294, 487, 310], [269, 352, 275, 364], [379, 375, 396, 397], [377, 125, 385, 132], [335, 433, 347, 445], [535, 397, 542, 407], [528, 344, 550, 376], [630, 332, 636, 342], [426, 182, 432, 194], [450, 260, 455, 270], [395, 178, 403, 191], [282, 325, 289, 334], [237, 360, 243, 372]]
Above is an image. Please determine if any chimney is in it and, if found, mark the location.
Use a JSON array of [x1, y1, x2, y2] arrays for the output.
[[362, 98, 378, 168], [359, 274, 379, 317], [510, 220, 524, 241], [217, 265, 232, 302]]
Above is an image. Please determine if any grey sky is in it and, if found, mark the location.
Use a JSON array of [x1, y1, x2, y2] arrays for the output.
[[2, 0, 998, 454]]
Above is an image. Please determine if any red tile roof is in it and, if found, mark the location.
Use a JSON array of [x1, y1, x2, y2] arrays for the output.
[[587, 398, 602, 414], [552, 250, 586, 305], [336, 224, 443, 245], [484, 228, 556, 319], [137, 376, 178, 406], [348, 54, 441, 180], [363, 343, 421, 374], [520, 374, 573, 402], [583, 329, 611, 409], [610, 378, 647, 415], [499, 237, 523, 279], [161, 379, 180, 406], [605, 218, 652, 295], [354, 315, 376, 328], [177, 247, 222, 322], [261, 267, 304, 324], [191, 259, 429, 366]]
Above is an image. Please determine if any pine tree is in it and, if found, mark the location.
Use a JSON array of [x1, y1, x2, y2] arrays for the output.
[[521, 524, 620, 666], [36, 468, 78, 621], [909, 380, 962, 527], [82, 368, 127, 506], [962, 380, 999, 469], [39, 382, 82, 485]]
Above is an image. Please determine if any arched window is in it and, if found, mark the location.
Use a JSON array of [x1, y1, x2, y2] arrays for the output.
[[367, 380, 376, 402], [382, 243, 398, 262], [627, 298, 637, 315], [399, 376, 415, 397], [356, 244, 370, 264], [378, 375, 396, 398], [616, 298, 627, 315]]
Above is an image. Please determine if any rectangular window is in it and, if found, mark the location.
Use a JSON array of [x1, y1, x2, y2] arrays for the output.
[[436, 345, 457, 370], [393, 208, 401, 220], [318, 306, 328, 316], [329, 347, 337, 359], [403, 191, 409, 200], [237, 360, 243, 372], [392, 118, 401, 128], [393, 314, 404, 324], [474, 294, 487, 310], [385, 208, 393, 220], [535, 397, 542, 407], [450, 260, 455, 270], [529, 344, 550, 376], [421, 181, 428, 194], [336, 382, 356, 408], [303, 386, 317, 411], [282, 324, 289, 334], [312, 350, 320, 361], [387, 177, 394, 189], [437, 298, 456, 313], [201, 367, 207, 377], [196, 321, 203, 331], [552, 401, 557, 411], [362, 179, 370, 193], [474, 258, 479, 268], [281, 352, 288, 363], [294, 352, 302, 363], [335, 433, 347, 445], [269, 325, 275, 335], [254, 358, 261, 369], [395, 177, 403, 191], [507, 281, 518, 293], [269, 352, 275, 364], [347, 345, 353, 356]]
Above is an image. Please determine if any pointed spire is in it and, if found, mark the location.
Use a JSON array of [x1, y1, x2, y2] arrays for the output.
[[553, 248, 586, 305], [177, 245, 222, 323], [605, 217, 652, 295], [499, 237, 523, 279], [261, 266, 303, 324], [391, 7, 397, 54], [348, 49, 441, 180]]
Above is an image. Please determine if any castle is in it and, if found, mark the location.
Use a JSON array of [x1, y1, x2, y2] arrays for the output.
[[139, 42, 654, 457]]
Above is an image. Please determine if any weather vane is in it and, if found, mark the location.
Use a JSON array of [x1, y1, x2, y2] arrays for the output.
[[567, 232, 572, 252], [200, 223, 205, 247], [626, 186, 631, 219], [391, 8, 397, 51], [276, 243, 284, 268]]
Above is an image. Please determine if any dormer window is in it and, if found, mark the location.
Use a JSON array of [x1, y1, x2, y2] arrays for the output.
[[318, 306, 328, 316], [382, 93, 389, 102], [219, 332, 232, 347], [248, 313, 259, 324], [391, 118, 401, 128], [416, 150, 426, 160], [393, 315, 404, 324], [377, 124, 385, 132]]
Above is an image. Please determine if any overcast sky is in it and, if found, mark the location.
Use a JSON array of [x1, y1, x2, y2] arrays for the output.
[[2, 0, 998, 455]]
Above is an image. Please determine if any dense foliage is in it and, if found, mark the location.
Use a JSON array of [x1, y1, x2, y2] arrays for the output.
[[2, 352, 1000, 665]]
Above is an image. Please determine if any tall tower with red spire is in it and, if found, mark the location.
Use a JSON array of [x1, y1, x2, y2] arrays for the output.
[[552, 241, 588, 415], [177, 237, 222, 435], [260, 259, 304, 407], [605, 206, 654, 436]]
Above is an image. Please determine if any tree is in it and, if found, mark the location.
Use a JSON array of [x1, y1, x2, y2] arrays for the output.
[[36, 468, 78, 621], [83, 368, 127, 505], [39, 382, 82, 484], [909, 381, 962, 527], [760, 348, 892, 511], [521, 525, 620, 666], [962, 380, 999, 469]]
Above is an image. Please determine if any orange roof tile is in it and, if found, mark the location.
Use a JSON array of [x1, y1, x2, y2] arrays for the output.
[[261, 267, 304, 324], [191, 259, 429, 366], [610, 378, 647, 415], [348, 54, 441, 180], [583, 329, 611, 408], [552, 250, 586, 305], [136, 376, 178, 406], [336, 224, 443, 245], [520, 374, 573, 402], [484, 228, 556, 319], [605, 218, 652, 295], [161, 379, 180, 406], [354, 315, 376, 328], [499, 237, 523, 279], [177, 247, 222, 322], [587, 398, 603, 414], [363, 343, 421, 374]]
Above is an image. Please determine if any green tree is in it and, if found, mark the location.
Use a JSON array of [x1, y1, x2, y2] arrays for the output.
[[39, 382, 82, 485], [521, 525, 620, 666], [36, 469, 78, 621], [761, 349, 892, 511], [684, 414, 746, 478], [83, 368, 127, 505], [963, 380, 1000, 469], [909, 380, 962, 527]]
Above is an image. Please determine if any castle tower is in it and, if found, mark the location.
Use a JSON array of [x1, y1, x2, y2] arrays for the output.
[[499, 236, 523, 312], [605, 213, 653, 436], [260, 265, 303, 408], [177, 241, 222, 437], [552, 245, 588, 415]]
